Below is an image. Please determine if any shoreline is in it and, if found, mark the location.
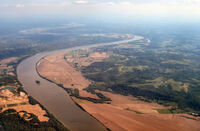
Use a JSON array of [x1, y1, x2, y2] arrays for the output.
[[35, 58, 110, 130], [35, 41, 200, 131], [16, 37, 144, 131]]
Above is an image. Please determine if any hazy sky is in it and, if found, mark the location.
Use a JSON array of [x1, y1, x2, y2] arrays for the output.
[[0, 0, 200, 21]]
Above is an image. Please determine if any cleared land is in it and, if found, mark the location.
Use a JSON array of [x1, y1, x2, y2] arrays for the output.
[[80, 91, 200, 131], [37, 50, 200, 131], [2, 104, 49, 122], [37, 51, 102, 99], [0, 57, 49, 122], [0, 87, 49, 122]]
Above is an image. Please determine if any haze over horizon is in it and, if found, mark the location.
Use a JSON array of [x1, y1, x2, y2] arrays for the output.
[[0, 0, 200, 23]]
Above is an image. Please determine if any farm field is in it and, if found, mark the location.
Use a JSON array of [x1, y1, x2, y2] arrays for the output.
[[37, 39, 200, 130]]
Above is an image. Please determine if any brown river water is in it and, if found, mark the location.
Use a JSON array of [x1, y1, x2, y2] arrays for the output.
[[17, 36, 143, 131]]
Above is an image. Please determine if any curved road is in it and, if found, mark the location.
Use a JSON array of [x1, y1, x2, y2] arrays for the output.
[[17, 36, 143, 131]]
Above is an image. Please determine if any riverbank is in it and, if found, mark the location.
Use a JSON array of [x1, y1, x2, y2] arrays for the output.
[[36, 47, 200, 131], [17, 38, 141, 131]]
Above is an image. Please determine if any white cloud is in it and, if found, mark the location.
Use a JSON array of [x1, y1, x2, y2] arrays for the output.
[[74, 0, 88, 4], [16, 4, 25, 8], [107, 2, 116, 6], [0, 0, 200, 21], [119, 2, 132, 6]]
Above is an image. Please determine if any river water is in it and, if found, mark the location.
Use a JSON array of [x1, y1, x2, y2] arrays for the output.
[[17, 36, 143, 131]]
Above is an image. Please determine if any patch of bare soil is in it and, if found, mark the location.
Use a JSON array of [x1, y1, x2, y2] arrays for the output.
[[66, 52, 108, 67], [96, 90, 164, 114], [37, 52, 98, 99], [79, 91, 200, 131], [0, 57, 18, 67], [2, 104, 49, 122], [0, 57, 18, 77], [0, 89, 28, 105], [0, 89, 49, 122]]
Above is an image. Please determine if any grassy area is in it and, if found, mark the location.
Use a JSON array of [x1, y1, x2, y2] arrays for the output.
[[181, 116, 200, 121], [156, 108, 184, 114], [20, 102, 28, 105], [7, 104, 18, 107], [156, 109, 172, 114], [125, 108, 143, 114]]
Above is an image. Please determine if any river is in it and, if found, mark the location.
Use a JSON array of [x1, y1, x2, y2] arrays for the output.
[[17, 36, 143, 131]]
